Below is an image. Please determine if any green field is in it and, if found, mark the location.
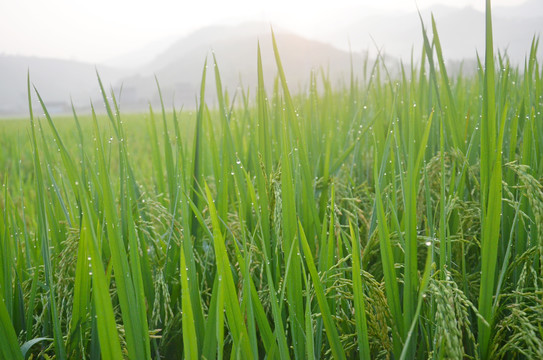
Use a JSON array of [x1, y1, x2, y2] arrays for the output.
[[1, 3, 543, 359]]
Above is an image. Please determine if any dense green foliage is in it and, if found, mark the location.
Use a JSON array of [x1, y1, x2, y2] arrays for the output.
[[1, 3, 543, 359]]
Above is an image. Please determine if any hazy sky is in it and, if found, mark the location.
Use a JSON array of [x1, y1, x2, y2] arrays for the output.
[[0, 0, 528, 63]]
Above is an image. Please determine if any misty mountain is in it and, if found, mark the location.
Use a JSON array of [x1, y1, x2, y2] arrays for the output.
[[2, 1, 542, 117], [1, 24, 368, 116], [116, 23, 369, 110], [141, 22, 277, 75], [323, 1, 543, 64], [103, 35, 179, 70], [0, 55, 128, 116]]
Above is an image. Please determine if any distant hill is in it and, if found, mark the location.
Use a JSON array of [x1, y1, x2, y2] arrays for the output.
[[3, 1, 542, 117], [115, 23, 369, 109], [322, 3, 543, 63], [1, 25, 367, 116], [0, 55, 127, 116], [141, 22, 275, 75], [102, 35, 179, 70]]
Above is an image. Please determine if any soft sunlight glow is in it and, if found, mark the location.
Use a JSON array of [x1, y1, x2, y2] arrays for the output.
[[0, 0, 527, 63]]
